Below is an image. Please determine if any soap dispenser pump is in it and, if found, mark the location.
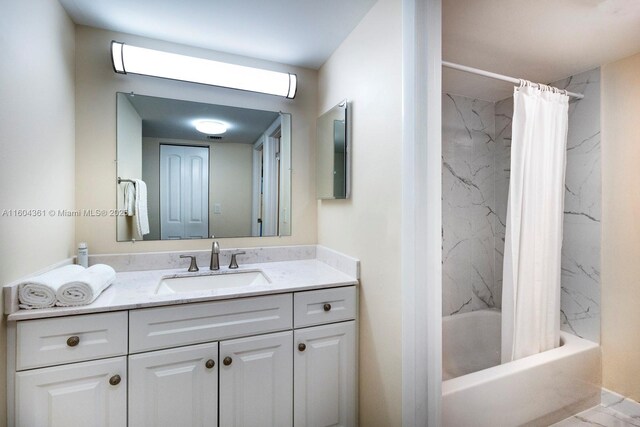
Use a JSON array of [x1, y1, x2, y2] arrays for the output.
[[77, 242, 89, 268]]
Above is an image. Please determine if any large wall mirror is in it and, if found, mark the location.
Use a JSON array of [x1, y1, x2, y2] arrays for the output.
[[116, 93, 292, 241], [316, 100, 349, 199]]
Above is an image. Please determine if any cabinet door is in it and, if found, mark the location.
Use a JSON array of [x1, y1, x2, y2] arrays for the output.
[[294, 321, 357, 427], [15, 356, 126, 427], [220, 331, 293, 427], [128, 342, 218, 427]]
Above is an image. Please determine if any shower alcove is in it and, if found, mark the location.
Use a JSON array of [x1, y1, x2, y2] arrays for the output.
[[441, 67, 602, 426]]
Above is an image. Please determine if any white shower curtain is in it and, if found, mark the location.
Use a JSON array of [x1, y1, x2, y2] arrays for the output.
[[501, 82, 569, 363]]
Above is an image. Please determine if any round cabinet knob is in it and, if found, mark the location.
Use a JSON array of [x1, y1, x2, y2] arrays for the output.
[[298, 343, 307, 352], [66, 336, 80, 347], [109, 375, 121, 386], [323, 303, 332, 312], [223, 356, 233, 366], [205, 359, 215, 369]]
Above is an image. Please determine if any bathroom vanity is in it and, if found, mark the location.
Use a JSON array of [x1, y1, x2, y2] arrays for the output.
[[5, 253, 359, 427]]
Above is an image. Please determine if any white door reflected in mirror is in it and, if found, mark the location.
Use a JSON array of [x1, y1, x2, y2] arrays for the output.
[[160, 144, 209, 239]]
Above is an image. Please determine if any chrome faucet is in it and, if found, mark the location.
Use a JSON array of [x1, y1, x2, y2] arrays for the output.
[[210, 241, 220, 270], [228, 251, 246, 269]]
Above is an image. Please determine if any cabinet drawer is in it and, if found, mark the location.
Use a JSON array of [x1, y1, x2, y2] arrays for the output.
[[294, 286, 357, 328], [129, 294, 292, 353], [17, 312, 128, 370]]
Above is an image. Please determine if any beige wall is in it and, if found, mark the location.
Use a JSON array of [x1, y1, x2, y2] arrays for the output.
[[116, 95, 142, 241], [209, 143, 253, 237], [0, 0, 76, 423], [140, 137, 253, 239], [75, 26, 318, 253], [317, 0, 403, 425], [601, 51, 640, 401]]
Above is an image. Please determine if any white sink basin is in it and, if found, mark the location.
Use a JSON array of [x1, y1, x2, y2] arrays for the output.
[[156, 270, 270, 294]]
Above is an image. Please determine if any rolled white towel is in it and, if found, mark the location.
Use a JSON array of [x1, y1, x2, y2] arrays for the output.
[[18, 265, 85, 309], [56, 264, 116, 307]]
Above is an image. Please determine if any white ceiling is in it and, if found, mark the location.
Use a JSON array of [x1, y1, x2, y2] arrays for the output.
[[444, 0, 640, 101], [59, 0, 640, 101], [122, 93, 280, 143], [58, 0, 378, 70]]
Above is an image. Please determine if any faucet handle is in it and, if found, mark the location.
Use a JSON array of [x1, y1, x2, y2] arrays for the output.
[[179, 255, 199, 272], [228, 251, 246, 269]]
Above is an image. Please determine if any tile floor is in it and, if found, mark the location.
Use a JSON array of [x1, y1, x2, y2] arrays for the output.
[[551, 390, 640, 427]]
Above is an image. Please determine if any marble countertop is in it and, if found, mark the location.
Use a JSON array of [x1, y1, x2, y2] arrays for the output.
[[7, 259, 358, 321]]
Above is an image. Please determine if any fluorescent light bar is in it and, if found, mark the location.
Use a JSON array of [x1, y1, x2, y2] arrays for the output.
[[110, 41, 297, 99]]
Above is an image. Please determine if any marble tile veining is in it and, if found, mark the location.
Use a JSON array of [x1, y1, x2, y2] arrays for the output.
[[552, 390, 640, 427], [551, 406, 640, 427], [494, 96, 513, 311], [544, 391, 640, 427], [442, 94, 506, 316], [600, 389, 640, 421], [553, 68, 602, 343]]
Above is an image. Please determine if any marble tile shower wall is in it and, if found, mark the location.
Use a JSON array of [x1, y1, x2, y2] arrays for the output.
[[442, 67, 601, 344], [554, 67, 601, 343], [442, 94, 505, 316]]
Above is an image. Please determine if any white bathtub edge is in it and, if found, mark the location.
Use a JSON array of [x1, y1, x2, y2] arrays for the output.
[[443, 332, 599, 395], [442, 311, 602, 427]]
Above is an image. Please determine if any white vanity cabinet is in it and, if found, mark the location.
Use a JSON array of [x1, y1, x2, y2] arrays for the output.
[[13, 311, 128, 427], [294, 321, 357, 427], [219, 331, 293, 427], [292, 287, 358, 427], [15, 356, 127, 427], [9, 285, 357, 427], [128, 342, 219, 427]]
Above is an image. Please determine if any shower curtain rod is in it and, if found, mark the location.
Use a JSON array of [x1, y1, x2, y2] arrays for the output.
[[442, 61, 585, 99]]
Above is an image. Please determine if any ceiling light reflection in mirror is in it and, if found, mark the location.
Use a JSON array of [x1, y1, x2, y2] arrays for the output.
[[195, 120, 228, 135]]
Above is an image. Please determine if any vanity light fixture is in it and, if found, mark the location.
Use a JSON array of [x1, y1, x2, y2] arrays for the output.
[[110, 41, 297, 99], [195, 120, 227, 135]]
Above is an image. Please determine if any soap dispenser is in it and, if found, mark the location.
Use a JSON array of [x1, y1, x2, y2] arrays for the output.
[[77, 242, 89, 268]]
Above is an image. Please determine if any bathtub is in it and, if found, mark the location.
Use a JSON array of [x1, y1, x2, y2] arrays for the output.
[[442, 309, 601, 426]]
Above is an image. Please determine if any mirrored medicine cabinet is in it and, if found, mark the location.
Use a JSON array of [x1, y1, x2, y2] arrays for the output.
[[316, 100, 350, 199]]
